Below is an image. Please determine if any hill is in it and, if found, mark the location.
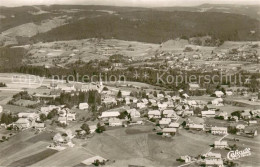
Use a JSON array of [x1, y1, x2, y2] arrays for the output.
[[31, 10, 260, 43]]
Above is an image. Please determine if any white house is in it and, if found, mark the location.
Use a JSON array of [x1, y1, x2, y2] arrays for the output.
[[201, 110, 216, 118], [158, 103, 168, 110], [162, 128, 177, 136], [137, 102, 146, 109], [169, 122, 180, 128], [100, 111, 120, 120], [215, 91, 224, 97], [183, 110, 194, 117], [58, 117, 67, 124], [109, 118, 123, 126], [159, 118, 171, 126], [66, 113, 76, 121], [162, 110, 175, 118], [214, 141, 228, 149], [148, 110, 161, 119], [226, 91, 233, 96], [204, 152, 222, 160], [211, 127, 228, 135], [205, 159, 224, 167], [211, 98, 224, 106], [218, 112, 228, 120], [180, 155, 191, 163], [188, 123, 205, 131], [127, 108, 140, 118], [89, 125, 97, 133], [14, 118, 31, 129], [79, 103, 89, 110]]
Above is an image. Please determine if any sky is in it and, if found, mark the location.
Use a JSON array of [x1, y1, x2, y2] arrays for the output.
[[0, 0, 259, 7]]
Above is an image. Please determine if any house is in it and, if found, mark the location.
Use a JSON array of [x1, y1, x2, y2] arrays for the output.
[[169, 122, 180, 128], [204, 159, 224, 167], [66, 113, 76, 121], [188, 123, 205, 131], [81, 156, 107, 166], [41, 105, 60, 115], [100, 111, 120, 120], [182, 93, 189, 99], [241, 110, 251, 119], [137, 102, 146, 109], [215, 91, 224, 97], [244, 127, 258, 137], [211, 98, 224, 106], [214, 141, 228, 149], [226, 91, 233, 96], [201, 110, 216, 118], [162, 110, 175, 118], [102, 97, 117, 105], [211, 127, 228, 135], [158, 103, 168, 110], [180, 155, 191, 163], [236, 124, 246, 132], [109, 118, 123, 127], [127, 108, 141, 118], [249, 120, 257, 125], [157, 94, 164, 99], [18, 113, 39, 120], [159, 118, 171, 127], [162, 128, 177, 136], [204, 152, 222, 160], [218, 112, 228, 120], [33, 123, 46, 131], [89, 125, 97, 133], [148, 110, 161, 119], [14, 118, 31, 129], [79, 103, 89, 110], [189, 83, 200, 91], [58, 117, 67, 124], [182, 110, 194, 117]]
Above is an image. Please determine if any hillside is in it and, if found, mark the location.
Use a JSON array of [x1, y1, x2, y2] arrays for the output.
[[31, 10, 260, 44]]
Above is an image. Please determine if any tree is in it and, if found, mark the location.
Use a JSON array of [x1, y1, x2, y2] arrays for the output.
[[40, 114, 47, 122], [96, 123, 106, 133], [80, 123, 90, 135], [203, 105, 208, 111], [117, 90, 122, 98], [181, 121, 186, 127]]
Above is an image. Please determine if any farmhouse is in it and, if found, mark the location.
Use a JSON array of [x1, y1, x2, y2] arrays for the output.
[[204, 152, 222, 160], [211, 127, 228, 135], [33, 122, 46, 131], [14, 118, 31, 129], [214, 141, 228, 149], [162, 128, 177, 136], [148, 110, 161, 119], [137, 102, 146, 109]]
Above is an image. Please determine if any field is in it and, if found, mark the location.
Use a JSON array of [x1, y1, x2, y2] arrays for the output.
[[83, 125, 220, 167]]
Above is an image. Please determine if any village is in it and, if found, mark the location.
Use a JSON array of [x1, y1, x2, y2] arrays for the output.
[[0, 68, 259, 167]]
